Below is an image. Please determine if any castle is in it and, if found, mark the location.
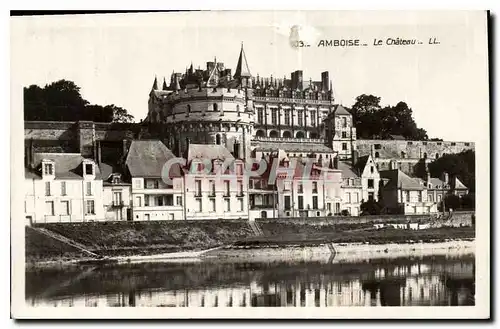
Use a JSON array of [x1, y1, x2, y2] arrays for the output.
[[23, 44, 474, 224]]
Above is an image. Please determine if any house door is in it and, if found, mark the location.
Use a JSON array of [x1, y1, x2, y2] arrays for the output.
[[116, 209, 122, 221], [145, 214, 150, 221]]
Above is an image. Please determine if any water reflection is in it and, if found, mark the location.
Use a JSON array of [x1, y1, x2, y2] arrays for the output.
[[26, 254, 475, 307]]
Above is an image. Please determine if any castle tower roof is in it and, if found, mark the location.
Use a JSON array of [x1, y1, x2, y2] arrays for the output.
[[162, 78, 168, 91], [151, 76, 158, 90], [233, 43, 252, 79]]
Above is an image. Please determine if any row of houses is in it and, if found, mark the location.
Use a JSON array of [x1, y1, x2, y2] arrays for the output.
[[23, 140, 469, 224]]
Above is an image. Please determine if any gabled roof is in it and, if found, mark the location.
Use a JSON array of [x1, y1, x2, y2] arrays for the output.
[[354, 155, 370, 173], [186, 144, 235, 163], [125, 140, 179, 178], [334, 105, 351, 116], [379, 169, 423, 190], [30, 153, 101, 180]]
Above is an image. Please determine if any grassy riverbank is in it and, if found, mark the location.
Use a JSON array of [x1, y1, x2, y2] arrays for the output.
[[26, 220, 475, 265]]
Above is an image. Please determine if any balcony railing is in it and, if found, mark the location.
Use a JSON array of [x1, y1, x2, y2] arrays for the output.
[[111, 201, 125, 208], [250, 204, 275, 210]]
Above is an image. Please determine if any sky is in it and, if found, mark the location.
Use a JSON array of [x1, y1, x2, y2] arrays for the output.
[[11, 11, 489, 142]]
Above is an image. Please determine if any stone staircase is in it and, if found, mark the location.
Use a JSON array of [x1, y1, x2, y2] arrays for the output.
[[248, 221, 264, 236], [30, 226, 101, 258]]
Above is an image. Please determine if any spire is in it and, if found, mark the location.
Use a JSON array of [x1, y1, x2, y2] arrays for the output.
[[174, 75, 181, 91], [152, 76, 158, 90], [162, 78, 168, 91], [233, 42, 252, 79], [189, 62, 194, 74]]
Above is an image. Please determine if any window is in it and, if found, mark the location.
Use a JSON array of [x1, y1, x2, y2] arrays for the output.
[[465, 143, 470, 146], [58, 182, 66, 195], [368, 179, 374, 188], [423, 152, 427, 159], [257, 108, 264, 123], [353, 193, 359, 203], [401, 151, 406, 158], [45, 181, 51, 196], [85, 163, 94, 175], [312, 182, 318, 193], [196, 199, 202, 212], [224, 180, 230, 196], [284, 196, 291, 210], [312, 196, 318, 209], [61, 201, 70, 215], [154, 180, 159, 189], [284, 110, 290, 125], [368, 192, 374, 201], [238, 181, 244, 196], [375, 152, 380, 158], [342, 131, 347, 138], [144, 214, 150, 221], [209, 180, 216, 196], [428, 194, 434, 202], [374, 144, 381, 150], [166, 195, 174, 206], [215, 134, 221, 145], [437, 194, 442, 202], [342, 143, 347, 150], [405, 191, 410, 202], [271, 109, 277, 125], [236, 105, 240, 116], [418, 191, 423, 202], [225, 198, 231, 212], [341, 117, 347, 127], [346, 192, 351, 203], [45, 201, 54, 216], [238, 198, 244, 212], [210, 199, 216, 211], [451, 142, 456, 146], [298, 196, 304, 209], [327, 203, 331, 211], [144, 195, 150, 206], [134, 179, 142, 189], [370, 166, 374, 174], [298, 183, 303, 193], [86, 182, 92, 196], [435, 153, 439, 159], [187, 104, 191, 114], [135, 196, 141, 207], [113, 192, 122, 206], [85, 200, 95, 215], [213, 103, 218, 111], [297, 110, 303, 126], [195, 180, 202, 196], [176, 196, 183, 206], [310, 111, 316, 126], [43, 163, 54, 175]]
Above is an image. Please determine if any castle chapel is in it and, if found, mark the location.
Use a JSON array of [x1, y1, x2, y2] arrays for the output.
[[146, 44, 356, 161]]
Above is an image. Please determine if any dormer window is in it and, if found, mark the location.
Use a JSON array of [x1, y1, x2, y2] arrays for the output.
[[112, 175, 120, 184], [85, 163, 94, 175], [43, 163, 54, 175]]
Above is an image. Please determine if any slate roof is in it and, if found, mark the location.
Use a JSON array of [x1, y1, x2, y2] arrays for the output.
[[125, 140, 180, 178], [337, 161, 359, 178], [379, 169, 423, 190], [29, 153, 101, 180], [334, 105, 351, 116], [354, 155, 370, 173], [186, 144, 235, 163], [253, 141, 334, 153], [453, 177, 468, 190]]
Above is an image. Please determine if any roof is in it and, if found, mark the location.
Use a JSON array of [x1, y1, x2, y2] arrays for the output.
[[354, 155, 370, 173], [379, 169, 423, 190], [125, 140, 180, 178], [454, 177, 468, 190], [334, 105, 351, 116], [30, 153, 101, 180], [337, 161, 359, 178], [389, 134, 406, 140], [186, 144, 235, 163], [233, 44, 251, 78], [253, 141, 334, 153]]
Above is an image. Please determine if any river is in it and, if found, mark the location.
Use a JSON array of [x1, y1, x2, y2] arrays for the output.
[[26, 253, 475, 307]]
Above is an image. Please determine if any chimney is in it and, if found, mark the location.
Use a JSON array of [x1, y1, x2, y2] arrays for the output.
[[351, 150, 358, 167], [96, 140, 102, 164], [321, 71, 329, 92], [295, 70, 303, 90], [443, 172, 449, 185], [426, 171, 431, 184]]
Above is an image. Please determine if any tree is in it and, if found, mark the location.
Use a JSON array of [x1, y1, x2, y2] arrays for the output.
[[24, 80, 134, 123], [360, 199, 382, 215], [428, 150, 475, 193], [109, 105, 135, 123], [443, 194, 461, 211]]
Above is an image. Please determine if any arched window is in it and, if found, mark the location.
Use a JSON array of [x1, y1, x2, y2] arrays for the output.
[[213, 103, 218, 111], [269, 130, 279, 138], [236, 104, 240, 116], [401, 151, 405, 158], [296, 131, 305, 138], [282, 131, 292, 138], [256, 130, 265, 137], [215, 134, 221, 145], [375, 151, 380, 158], [435, 153, 439, 159], [260, 211, 267, 219], [423, 152, 427, 159], [187, 104, 191, 113], [370, 166, 374, 174]]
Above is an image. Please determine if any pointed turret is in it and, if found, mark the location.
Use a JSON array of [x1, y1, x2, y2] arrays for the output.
[[162, 78, 168, 91], [174, 75, 181, 91], [151, 76, 158, 91], [233, 42, 252, 79]]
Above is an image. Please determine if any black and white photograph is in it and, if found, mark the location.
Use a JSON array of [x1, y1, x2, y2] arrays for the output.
[[9, 10, 490, 319]]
